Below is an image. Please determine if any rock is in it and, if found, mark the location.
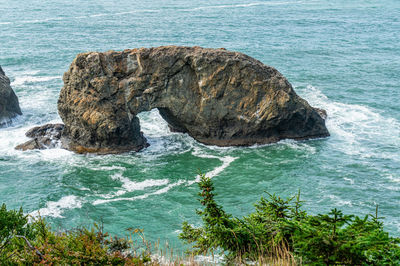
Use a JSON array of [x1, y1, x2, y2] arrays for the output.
[[0, 66, 22, 126], [58, 46, 329, 154], [314, 108, 328, 120], [15, 123, 64, 151]]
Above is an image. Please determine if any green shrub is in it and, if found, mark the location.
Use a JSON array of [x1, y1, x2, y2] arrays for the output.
[[0, 204, 151, 265], [180, 174, 400, 264]]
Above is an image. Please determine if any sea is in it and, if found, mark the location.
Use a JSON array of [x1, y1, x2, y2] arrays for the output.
[[1, 0, 399, 253]]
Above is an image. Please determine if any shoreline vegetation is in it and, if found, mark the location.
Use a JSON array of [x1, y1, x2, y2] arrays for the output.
[[1, 175, 399, 265]]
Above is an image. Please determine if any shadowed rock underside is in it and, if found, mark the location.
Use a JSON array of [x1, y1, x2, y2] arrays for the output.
[[58, 46, 329, 154]]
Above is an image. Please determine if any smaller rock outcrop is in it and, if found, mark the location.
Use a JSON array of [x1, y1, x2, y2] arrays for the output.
[[0, 66, 22, 126], [15, 124, 64, 151]]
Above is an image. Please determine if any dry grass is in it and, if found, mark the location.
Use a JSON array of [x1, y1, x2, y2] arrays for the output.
[[144, 240, 300, 265], [126, 227, 300, 265]]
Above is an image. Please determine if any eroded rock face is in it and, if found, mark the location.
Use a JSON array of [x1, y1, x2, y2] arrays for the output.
[[15, 124, 64, 151], [0, 66, 22, 126], [58, 46, 329, 153]]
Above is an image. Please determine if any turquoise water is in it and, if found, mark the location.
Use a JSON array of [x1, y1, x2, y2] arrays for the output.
[[1, 0, 399, 250]]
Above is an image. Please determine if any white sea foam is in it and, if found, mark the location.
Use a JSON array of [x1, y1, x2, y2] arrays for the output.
[[4, 9, 161, 25], [20, 17, 65, 24], [204, 156, 236, 177], [191, 147, 220, 160], [138, 109, 196, 157], [93, 147, 237, 205], [327, 194, 353, 207], [11, 75, 60, 86], [109, 9, 160, 15], [101, 173, 170, 198], [135, 180, 186, 199], [118, 176, 169, 193], [298, 85, 400, 161], [138, 109, 170, 137], [90, 165, 127, 171], [4, 117, 75, 163], [30, 195, 82, 218], [188, 1, 299, 11], [39, 148, 74, 161], [189, 147, 238, 184], [83, 9, 160, 18], [387, 174, 400, 183], [343, 177, 355, 185], [279, 139, 317, 154], [0, 125, 30, 154], [2, 2, 297, 26], [93, 180, 185, 205]]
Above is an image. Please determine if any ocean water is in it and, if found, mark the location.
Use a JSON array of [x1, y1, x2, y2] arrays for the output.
[[1, 0, 399, 251]]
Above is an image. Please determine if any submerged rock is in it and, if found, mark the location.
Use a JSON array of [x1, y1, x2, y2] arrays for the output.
[[58, 46, 329, 154], [15, 124, 64, 151], [0, 66, 22, 126]]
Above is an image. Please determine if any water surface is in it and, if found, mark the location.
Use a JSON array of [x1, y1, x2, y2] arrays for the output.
[[1, 0, 399, 250]]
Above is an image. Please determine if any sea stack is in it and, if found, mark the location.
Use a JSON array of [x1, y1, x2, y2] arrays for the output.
[[55, 46, 329, 154], [0, 66, 22, 126]]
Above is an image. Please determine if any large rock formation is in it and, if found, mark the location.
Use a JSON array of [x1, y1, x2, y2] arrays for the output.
[[0, 66, 22, 126], [58, 46, 329, 154]]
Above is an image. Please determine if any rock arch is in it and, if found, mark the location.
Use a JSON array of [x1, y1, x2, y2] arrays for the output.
[[58, 46, 329, 154]]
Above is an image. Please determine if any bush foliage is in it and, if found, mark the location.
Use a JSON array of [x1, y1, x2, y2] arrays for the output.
[[0, 203, 150, 265], [180, 174, 400, 264]]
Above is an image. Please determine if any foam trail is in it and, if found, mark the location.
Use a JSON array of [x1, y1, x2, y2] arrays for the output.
[[93, 180, 185, 205], [326, 195, 353, 207], [134, 180, 186, 200], [188, 156, 237, 185], [387, 174, 400, 183], [79, 9, 160, 19], [112, 9, 160, 15], [100, 173, 170, 198], [30, 195, 82, 218], [187, 1, 300, 11], [3, 9, 161, 25], [191, 147, 220, 160], [279, 139, 317, 154], [343, 177, 355, 185], [2, 2, 295, 26], [91, 166, 127, 171], [188, 147, 238, 185], [21, 17, 64, 24], [204, 156, 237, 178], [93, 149, 237, 205], [12, 75, 60, 86]]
